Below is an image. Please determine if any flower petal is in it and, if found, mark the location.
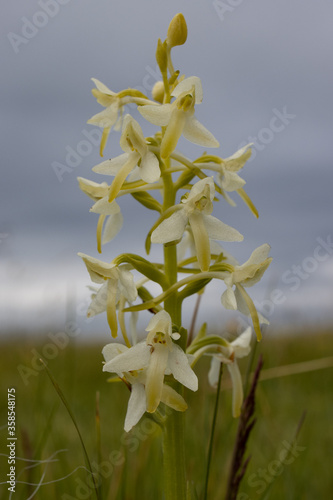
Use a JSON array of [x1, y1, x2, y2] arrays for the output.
[[220, 171, 246, 192], [92, 153, 129, 176], [230, 327, 252, 358], [168, 344, 198, 391], [151, 209, 188, 244], [120, 115, 146, 156], [160, 108, 187, 159], [87, 283, 108, 317], [90, 197, 121, 215], [140, 151, 161, 183], [224, 143, 252, 171], [203, 215, 243, 242], [138, 103, 172, 126], [187, 177, 215, 202], [188, 212, 211, 272], [91, 78, 116, 96], [183, 115, 219, 148], [102, 211, 123, 244], [160, 384, 188, 411], [102, 343, 128, 363], [78, 253, 116, 282], [172, 76, 203, 103], [104, 342, 151, 374], [242, 244, 271, 267], [108, 152, 140, 202], [106, 279, 118, 338], [208, 357, 221, 388], [87, 102, 119, 129], [77, 177, 108, 200], [118, 268, 138, 303], [124, 383, 147, 432], [221, 286, 237, 310], [146, 310, 172, 335], [145, 343, 169, 412]]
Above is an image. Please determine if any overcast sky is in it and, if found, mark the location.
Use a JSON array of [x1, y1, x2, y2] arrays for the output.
[[1, 0, 332, 338]]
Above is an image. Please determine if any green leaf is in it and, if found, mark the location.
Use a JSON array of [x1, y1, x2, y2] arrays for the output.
[[138, 286, 162, 314], [187, 335, 229, 355], [196, 322, 207, 341], [178, 278, 212, 302], [115, 253, 168, 288], [187, 480, 199, 500], [174, 169, 197, 190], [124, 300, 156, 313], [131, 191, 162, 213]]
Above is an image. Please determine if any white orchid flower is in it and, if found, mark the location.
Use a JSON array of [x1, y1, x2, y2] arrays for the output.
[[139, 76, 219, 158], [151, 177, 243, 272], [103, 311, 198, 414], [77, 177, 123, 249], [89, 196, 123, 246], [87, 79, 125, 156], [221, 244, 272, 340], [78, 253, 137, 338], [102, 342, 190, 432], [221, 244, 272, 310], [208, 327, 252, 417], [77, 177, 109, 201], [87, 79, 154, 156], [92, 114, 160, 203], [217, 143, 253, 192]]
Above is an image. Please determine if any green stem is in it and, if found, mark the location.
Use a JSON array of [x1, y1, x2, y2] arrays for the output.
[[162, 163, 187, 500], [163, 404, 187, 499]]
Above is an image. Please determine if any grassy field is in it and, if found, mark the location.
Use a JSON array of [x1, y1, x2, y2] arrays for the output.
[[0, 326, 332, 499]]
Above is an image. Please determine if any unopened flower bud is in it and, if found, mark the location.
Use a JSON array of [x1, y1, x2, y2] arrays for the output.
[[156, 38, 168, 75], [152, 81, 165, 103], [167, 13, 187, 48]]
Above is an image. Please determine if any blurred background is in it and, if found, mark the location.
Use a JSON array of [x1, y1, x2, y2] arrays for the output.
[[1, 0, 332, 337], [1, 3, 333, 499]]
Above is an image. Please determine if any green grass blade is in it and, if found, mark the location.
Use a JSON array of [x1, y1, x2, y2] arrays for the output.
[[40, 359, 100, 500], [203, 363, 223, 500]]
